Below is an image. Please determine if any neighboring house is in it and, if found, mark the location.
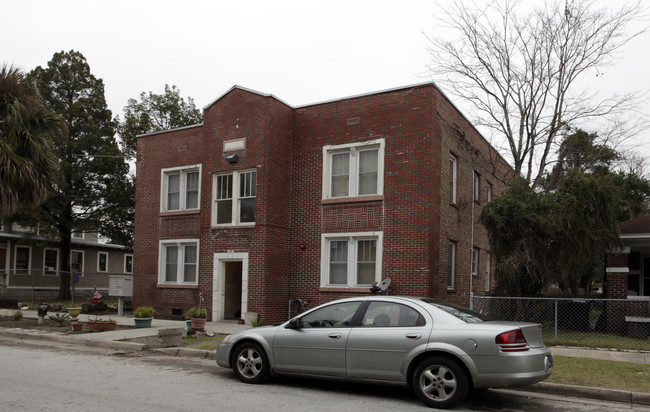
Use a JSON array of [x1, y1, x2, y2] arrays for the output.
[[0, 223, 133, 301], [607, 214, 650, 298], [133, 83, 512, 322]]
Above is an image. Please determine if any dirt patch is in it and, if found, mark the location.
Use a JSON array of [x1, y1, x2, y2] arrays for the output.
[[0, 316, 131, 333]]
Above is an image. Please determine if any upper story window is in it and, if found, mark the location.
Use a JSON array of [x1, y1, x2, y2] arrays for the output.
[[159, 239, 198, 285], [322, 139, 384, 200], [212, 169, 257, 226], [486, 183, 492, 202], [321, 232, 383, 288], [161, 165, 201, 212], [450, 156, 457, 204], [72, 231, 84, 239]]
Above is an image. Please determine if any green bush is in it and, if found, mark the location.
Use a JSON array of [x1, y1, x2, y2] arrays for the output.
[[133, 306, 155, 318], [185, 307, 207, 319], [13, 310, 23, 321]]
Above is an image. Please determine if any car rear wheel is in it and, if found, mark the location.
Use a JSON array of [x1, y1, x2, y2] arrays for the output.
[[232, 342, 270, 384], [412, 356, 469, 409]]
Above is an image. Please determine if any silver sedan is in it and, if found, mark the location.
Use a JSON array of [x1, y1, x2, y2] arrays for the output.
[[217, 296, 553, 409]]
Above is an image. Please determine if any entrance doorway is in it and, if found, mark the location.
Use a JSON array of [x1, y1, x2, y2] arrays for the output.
[[224, 261, 242, 319], [212, 253, 248, 321]]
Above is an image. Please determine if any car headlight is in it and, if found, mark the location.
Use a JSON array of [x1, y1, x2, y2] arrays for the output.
[[222, 334, 231, 344]]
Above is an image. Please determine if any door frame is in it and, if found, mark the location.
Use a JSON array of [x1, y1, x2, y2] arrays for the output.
[[212, 252, 248, 321]]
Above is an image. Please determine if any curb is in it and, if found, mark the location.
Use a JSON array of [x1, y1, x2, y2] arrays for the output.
[[153, 347, 216, 360], [514, 382, 650, 407]]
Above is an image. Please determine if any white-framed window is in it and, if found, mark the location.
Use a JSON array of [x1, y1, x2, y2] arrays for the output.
[[124, 254, 133, 274], [97, 252, 108, 273], [212, 169, 257, 226], [447, 241, 456, 289], [471, 247, 479, 275], [71, 250, 84, 276], [473, 172, 480, 202], [159, 239, 199, 285], [486, 183, 492, 202], [15, 245, 31, 275], [321, 232, 382, 287], [485, 252, 492, 291], [161, 165, 201, 212], [322, 139, 384, 199], [43, 248, 59, 276], [71, 231, 84, 239], [450, 156, 457, 204]]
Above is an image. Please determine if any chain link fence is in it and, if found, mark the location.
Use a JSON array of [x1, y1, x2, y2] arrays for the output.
[[472, 296, 650, 350]]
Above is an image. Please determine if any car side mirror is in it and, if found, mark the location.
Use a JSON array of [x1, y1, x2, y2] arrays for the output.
[[286, 318, 302, 329]]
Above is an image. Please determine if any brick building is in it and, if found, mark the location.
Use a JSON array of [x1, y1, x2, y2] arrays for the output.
[[133, 83, 512, 322]]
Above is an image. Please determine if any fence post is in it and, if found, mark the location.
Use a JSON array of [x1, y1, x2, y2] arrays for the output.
[[554, 298, 558, 343]]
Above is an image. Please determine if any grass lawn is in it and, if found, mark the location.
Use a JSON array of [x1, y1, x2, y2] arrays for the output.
[[543, 330, 650, 352], [547, 355, 650, 393]]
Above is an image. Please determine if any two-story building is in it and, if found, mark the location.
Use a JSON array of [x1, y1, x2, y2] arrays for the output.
[[133, 83, 512, 322]]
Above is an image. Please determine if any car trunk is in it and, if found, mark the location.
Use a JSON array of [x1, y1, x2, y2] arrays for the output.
[[519, 324, 545, 348]]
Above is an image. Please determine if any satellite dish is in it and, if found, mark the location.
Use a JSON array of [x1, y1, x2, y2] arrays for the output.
[[369, 277, 391, 294]]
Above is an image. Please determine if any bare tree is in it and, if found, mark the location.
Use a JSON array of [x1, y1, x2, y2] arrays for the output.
[[426, 0, 646, 188]]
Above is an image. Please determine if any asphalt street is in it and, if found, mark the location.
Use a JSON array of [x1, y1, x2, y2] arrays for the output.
[[1, 336, 648, 412]]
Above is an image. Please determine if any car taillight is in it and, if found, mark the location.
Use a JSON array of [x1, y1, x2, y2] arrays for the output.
[[495, 329, 529, 352]]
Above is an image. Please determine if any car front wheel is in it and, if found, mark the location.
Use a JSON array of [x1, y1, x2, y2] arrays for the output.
[[232, 342, 270, 384], [412, 356, 469, 409]]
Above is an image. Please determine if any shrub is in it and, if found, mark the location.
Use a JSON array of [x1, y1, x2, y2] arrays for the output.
[[133, 306, 155, 318], [13, 310, 23, 321], [185, 307, 207, 319]]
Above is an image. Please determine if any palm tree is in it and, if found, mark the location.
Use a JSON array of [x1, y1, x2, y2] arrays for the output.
[[0, 65, 62, 216]]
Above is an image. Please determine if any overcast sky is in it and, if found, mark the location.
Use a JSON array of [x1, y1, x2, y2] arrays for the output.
[[3, 0, 649, 160]]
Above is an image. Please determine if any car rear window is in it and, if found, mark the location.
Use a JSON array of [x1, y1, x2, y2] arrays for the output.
[[420, 299, 491, 323]]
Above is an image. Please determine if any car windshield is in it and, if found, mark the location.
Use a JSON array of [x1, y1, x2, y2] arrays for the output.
[[419, 299, 491, 323]]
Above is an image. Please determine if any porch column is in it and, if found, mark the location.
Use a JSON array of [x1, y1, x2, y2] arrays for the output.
[[605, 248, 630, 335]]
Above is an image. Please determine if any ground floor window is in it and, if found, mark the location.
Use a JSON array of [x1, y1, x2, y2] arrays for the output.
[[44, 249, 59, 276], [71, 251, 84, 276], [159, 239, 199, 285], [321, 232, 382, 288]]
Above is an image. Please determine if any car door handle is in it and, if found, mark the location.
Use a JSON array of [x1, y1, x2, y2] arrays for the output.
[[406, 333, 422, 339], [328, 333, 342, 339]]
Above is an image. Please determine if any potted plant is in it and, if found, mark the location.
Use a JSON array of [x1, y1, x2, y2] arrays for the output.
[[185, 307, 207, 331], [71, 322, 83, 332], [133, 306, 155, 328], [88, 316, 117, 331]]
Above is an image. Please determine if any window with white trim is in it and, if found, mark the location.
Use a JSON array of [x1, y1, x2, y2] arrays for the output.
[[97, 252, 108, 273], [473, 172, 480, 202], [159, 240, 198, 285], [322, 139, 384, 199], [15, 246, 31, 275], [124, 254, 133, 274], [161, 165, 201, 212], [72, 231, 84, 239], [450, 156, 457, 204], [71, 250, 84, 276], [321, 232, 382, 287], [471, 247, 479, 275], [212, 169, 257, 225], [486, 183, 492, 202], [447, 241, 456, 289], [43, 249, 59, 276], [485, 252, 491, 291]]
